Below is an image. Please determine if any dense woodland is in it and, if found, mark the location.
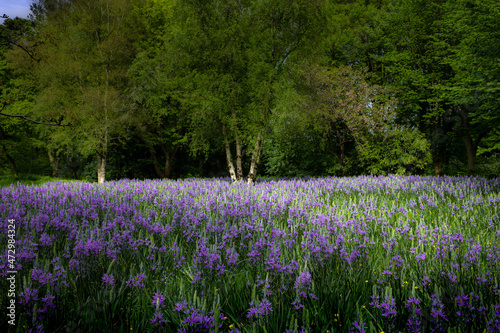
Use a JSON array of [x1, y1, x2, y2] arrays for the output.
[[0, 0, 498, 183]]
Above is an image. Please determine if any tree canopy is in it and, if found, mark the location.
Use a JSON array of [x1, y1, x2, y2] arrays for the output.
[[1, 0, 498, 181]]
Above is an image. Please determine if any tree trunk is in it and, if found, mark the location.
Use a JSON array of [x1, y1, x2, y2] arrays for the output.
[[162, 144, 178, 179], [336, 126, 346, 177], [434, 160, 443, 176], [326, 131, 337, 158], [460, 105, 483, 176], [339, 142, 345, 177], [247, 132, 263, 184], [48, 148, 60, 177], [6, 153, 19, 177], [150, 144, 177, 179], [199, 159, 204, 178], [150, 149, 164, 178], [0, 145, 17, 177], [164, 149, 172, 179], [97, 152, 106, 183], [234, 130, 244, 181], [98, 39, 110, 184], [464, 132, 477, 175], [223, 124, 237, 182], [432, 149, 446, 176]]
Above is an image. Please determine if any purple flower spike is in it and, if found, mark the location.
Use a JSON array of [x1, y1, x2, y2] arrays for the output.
[[102, 273, 115, 287], [350, 320, 367, 333], [152, 292, 166, 309], [125, 273, 147, 288], [150, 310, 165, 326], [247, 298, 273, 319]]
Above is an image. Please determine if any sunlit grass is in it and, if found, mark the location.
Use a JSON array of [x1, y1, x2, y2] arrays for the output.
[[0, 174, 80, 188]]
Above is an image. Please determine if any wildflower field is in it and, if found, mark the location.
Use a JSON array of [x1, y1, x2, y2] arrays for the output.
[[1, 176, 500, 333]]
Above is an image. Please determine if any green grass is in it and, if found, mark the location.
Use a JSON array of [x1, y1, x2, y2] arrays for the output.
[[0, 174, 80, 187]]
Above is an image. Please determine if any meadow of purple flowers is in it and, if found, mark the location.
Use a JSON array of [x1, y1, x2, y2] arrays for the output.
[[1, 175, 500, 332]]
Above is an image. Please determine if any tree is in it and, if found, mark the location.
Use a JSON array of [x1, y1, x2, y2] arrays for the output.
[[0, 17, 44, 177], [0, 16, 72, 127], [128, 53, 189, 179], [356, 125, 431, 175], [374, 0, 459, 175], [367, 0, 499, 175], [14, 0, 143, 183], [325, 0, 388, 73], [126, 0, 189, 179], [161, 0, 327, 183], [292, 63, 389, 175], [443, 0, 500, 174], [262, 73, 338, 177]]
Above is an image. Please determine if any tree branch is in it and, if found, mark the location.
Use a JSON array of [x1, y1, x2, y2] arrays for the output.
[[0, 109, 71, 127], [0, 15, 41, 63]]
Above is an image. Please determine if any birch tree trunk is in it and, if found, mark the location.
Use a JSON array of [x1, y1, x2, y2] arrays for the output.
[[95, 8, 111, 185], [223, 124, 237, 182], [97, 151, 106, 183], [247, 132, 263, 184], [231, 110, 244, 181], [234, 130, 244, 181]]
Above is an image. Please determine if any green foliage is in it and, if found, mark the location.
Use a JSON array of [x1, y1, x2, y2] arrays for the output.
[[1, 0, 498, 179], [4, 0, 145, 182], [127, 47, 189, 178], [145, 0, 330, 182], [357, 126, 432, 175], [263, 132, 337, 177], [82, 158, 98, 183], [443, 0, 500, 164], [0, 174, 77, 187]]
